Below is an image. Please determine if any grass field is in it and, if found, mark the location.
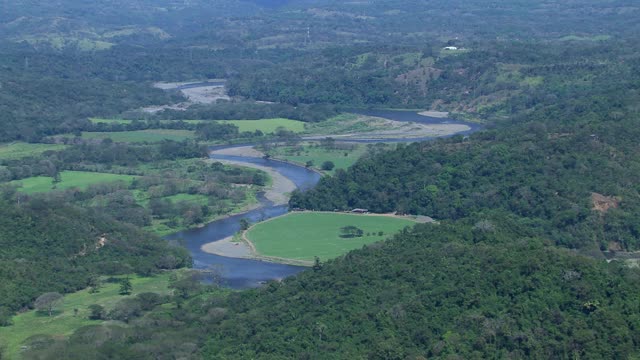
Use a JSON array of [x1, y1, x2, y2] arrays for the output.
[[11, 171, 136, 194], [81, 130, 195, 143], [89, 118, 306, 134], [267, 142, 367, 173], [246, 212, 416, 262], [219, 119, 305, 133], [0, 273, 173, 359], [0, 143, 67, 161]]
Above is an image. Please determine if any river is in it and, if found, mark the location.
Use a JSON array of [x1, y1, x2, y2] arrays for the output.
[[165, 109, 479, 288]]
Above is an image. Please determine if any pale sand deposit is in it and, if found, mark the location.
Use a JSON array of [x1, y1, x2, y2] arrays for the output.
[[211, 145, 264, 158], [418, 110, 450, 118], [201, 236, 253, 259]]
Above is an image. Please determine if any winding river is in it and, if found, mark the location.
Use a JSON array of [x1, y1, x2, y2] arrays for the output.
[[165, 108, 479, 288]]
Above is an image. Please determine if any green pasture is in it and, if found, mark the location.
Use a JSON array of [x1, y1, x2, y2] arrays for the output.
[[81, 130, 195, 143], [219, 118, 305, 133], [89, 118, 305, 134], [246, 212, 416, 262], [11, 171, 136, 194], [0, 143, 67, 161], [0, 273, 173, 359], [267, 142, 367, 173]]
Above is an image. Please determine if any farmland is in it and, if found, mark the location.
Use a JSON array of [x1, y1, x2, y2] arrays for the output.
[[80, 130, 195, 143], [89, 118, 306, 134], [245, 212, 416, 262]]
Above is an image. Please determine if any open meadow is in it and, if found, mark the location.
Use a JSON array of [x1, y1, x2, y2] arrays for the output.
[[266, 142, 368, 173], [0, 273, 174, 359], [89, 118, 305, 134], [10, 171, 136, 194], [0, 143, 68, 161], [81, 130, 195, 143], [246, 212, 416, 262]]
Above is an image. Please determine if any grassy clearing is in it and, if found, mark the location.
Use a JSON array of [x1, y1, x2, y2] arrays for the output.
[[246, 212, 416, 262], [11, 171, 136, 194], [303, 113, 382, 135], [0, 273, 174, 359], [267, 142, 367, 173], [81, 130, 195, 143], [19, 35, 114, 51], [219, 118, 305, 133], [89, 118, 305, 134], [0, 143, 67, 161]]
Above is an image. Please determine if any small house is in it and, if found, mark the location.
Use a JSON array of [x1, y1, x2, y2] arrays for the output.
[[351, 208, 369, 214]]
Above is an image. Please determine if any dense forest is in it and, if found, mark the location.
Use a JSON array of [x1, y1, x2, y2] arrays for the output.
[[20, 223, 640, 359], [1, 0, 640, 358]]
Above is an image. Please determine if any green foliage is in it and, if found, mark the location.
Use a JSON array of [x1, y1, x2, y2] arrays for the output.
[[87, 304, 105, 321], [339, 225, 363, 238], [292, 110, 640, 251], [24, 223, 640, 359], [0, 196, 190, 316], [118, 278, 132, 296], [320, 161, 335, 171], [0, 273, 174, 358]]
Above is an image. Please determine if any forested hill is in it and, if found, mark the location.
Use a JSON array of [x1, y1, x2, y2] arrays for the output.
[[291, 111, 640, 251], [0, 195, 190, 325], [23, 223, 640, 359], [290, 49, 640, 252]]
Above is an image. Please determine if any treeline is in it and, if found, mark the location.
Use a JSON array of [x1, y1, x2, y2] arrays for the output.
[[0, 140, 206, 181], [291, 115, 640, 251], [290, 40, 640, 251], [0, 73, 182, 142], [20, 221, 640, 359], [0, 195, 190, 325], [226, 40, 640, 113], [135, 102, 339, 123]]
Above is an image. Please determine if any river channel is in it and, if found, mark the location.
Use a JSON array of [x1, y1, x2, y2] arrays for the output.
[[165, 109, 479, 288]]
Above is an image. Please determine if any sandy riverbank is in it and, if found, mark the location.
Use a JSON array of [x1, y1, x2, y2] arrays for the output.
[[418, 110, 450, 118], [304, 115, 470, 140], [143, 80, 229, 113], [201, 235, 253, 259], [211, 145, 264, 158]]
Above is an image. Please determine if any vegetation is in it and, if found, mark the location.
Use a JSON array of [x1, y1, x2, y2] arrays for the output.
[[2, 0, 640, 358], [245, 213, 415, 261], [0, 143, 67, 161], [0, 273, 174, 359], [262, 140, 369, 174], [21, 223, 640, 359], [219, 119, 305, 134], [10, 171, 136, 194], [0, 196, 190, 326], [78, 130, 195, 143]]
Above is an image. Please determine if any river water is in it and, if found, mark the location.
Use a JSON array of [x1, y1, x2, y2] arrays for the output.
[[165, 109, 479, 288]]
